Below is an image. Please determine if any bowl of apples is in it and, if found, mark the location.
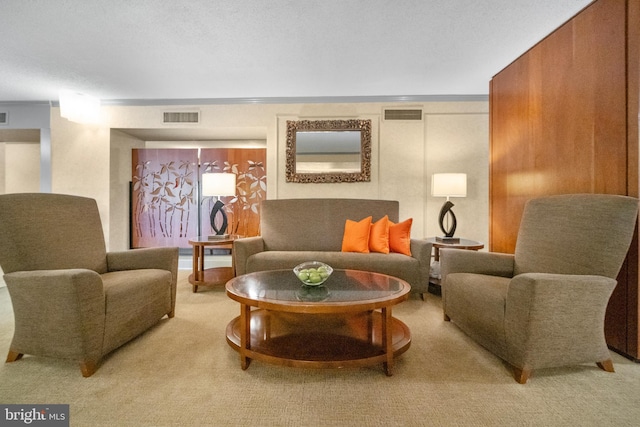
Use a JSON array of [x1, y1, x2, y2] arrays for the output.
[[293, 261, 333, 287]]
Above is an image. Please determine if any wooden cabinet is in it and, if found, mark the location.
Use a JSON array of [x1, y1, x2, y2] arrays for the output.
[[489, 0, 640, 359]]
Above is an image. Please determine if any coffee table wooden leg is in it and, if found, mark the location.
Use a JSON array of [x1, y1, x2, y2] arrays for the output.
[[382, 307, 394, 376], [240, 304, 252, 370]]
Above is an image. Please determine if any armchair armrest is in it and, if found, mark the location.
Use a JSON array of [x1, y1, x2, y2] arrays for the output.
[[107, 247, 179, 310], [410, 239, 433, 289], [4, 269, 105, 361], [505, 272, 617, 368], [107, 247, 179, 284], [233, 237, 265, 276], [440, 249, 515, 281]]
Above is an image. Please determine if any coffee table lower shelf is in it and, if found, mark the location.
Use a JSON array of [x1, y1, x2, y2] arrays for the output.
[[225, 309, 411, 374]]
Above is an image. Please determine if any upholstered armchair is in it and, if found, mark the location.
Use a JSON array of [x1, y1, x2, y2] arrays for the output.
[[0, 193, 178, 377], [440, 194, 638, 383]]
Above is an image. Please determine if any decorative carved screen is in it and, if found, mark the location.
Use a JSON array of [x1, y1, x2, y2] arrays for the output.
[[200, 148, 266, 238], [131, 148, 266, 248], [131, 149, 199, 249]]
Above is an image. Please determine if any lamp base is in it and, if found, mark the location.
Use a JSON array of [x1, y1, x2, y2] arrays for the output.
[[208, 234, 230, 240], [209, 199, 229, 239], [436, 236, 460, 244]]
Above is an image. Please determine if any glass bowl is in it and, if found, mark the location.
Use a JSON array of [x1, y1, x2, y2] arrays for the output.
[[293, 261, 333, 287]]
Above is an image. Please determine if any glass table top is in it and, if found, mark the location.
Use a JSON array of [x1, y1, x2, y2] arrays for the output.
[[227, 269, 409, 304]]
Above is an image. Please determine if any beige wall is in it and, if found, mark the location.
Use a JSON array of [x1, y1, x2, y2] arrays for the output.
[[425, 113, 489, 244], [1, 142, 40, 193], [0, 140, 42, 287], [110, 129, 145, 251], [0, 143, 4, 194], [44, 100, 489, 251], [50, 113, 111, 243]]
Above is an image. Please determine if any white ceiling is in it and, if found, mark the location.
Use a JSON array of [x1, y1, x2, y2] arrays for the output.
[[0, 0, 592, 104]]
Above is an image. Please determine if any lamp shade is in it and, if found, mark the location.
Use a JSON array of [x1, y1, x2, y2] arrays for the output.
[[431, 173, 467, 197], [202, 173, 236, 197]]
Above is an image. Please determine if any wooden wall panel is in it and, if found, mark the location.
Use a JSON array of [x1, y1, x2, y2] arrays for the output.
[[490, 0, 627, 253], [490, 0, 640, 358], [625, 0, 640, 358]]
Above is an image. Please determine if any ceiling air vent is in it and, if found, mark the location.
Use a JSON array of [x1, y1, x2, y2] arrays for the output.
[[163, 111, 200, 124], [0, 111, 8, 125], [383, 109, 423, 121]]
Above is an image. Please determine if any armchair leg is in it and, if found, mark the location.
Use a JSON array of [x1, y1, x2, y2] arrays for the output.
[[513, 367, 532, 384], [168, 310, 175, 319], [443, 313, 451, 321], [597, 359, 615, 373], [80, 360, 99, 377], [6, 350, 24, 363]]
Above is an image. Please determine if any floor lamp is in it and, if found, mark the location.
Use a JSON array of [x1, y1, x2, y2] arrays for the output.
[[431, 173, 467, 243], [202, 173, 236, 239]]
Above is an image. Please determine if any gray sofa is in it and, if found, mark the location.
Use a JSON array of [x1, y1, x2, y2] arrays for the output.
[[233, 198, 432, 295]]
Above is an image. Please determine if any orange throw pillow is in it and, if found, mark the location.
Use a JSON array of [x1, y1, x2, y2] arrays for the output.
[[389, 218, 412, 256], [369, 215, 390, 254], [341, 216, 372, 253]]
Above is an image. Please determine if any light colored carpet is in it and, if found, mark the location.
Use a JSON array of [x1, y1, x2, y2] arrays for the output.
[[1, 271, 640, 426]]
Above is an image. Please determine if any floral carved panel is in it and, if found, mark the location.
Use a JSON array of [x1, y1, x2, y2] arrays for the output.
[[200, 148, 266, 237], [131, 148, 266, 248], [131, 149, 198, 248]]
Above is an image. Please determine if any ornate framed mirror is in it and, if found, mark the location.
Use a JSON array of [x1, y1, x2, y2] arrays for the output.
[[285, 119, 372, 183]]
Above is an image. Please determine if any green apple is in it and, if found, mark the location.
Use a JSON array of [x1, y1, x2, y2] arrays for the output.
[[309, 273, 322, 283]]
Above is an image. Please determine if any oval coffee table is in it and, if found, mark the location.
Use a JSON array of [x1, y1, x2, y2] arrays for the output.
[[225, 269, 411, 376]]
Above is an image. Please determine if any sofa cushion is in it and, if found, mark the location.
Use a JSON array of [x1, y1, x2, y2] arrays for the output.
[[341, 216, 372, 253], [369, 215, 390, 254], [246, 251, 420, 288], [389, 218, 413, 256]]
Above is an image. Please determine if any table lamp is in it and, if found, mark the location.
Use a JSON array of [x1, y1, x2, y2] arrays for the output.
[[202, 173, 236, 239], [431, 173, 467, 243]]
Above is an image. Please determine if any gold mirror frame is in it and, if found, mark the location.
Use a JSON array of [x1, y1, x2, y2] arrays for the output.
[[285, 119, 372, 183]]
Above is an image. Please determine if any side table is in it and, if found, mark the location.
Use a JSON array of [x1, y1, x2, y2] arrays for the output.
[[425, 237, 484, 295], [188, 235, 239, 293]]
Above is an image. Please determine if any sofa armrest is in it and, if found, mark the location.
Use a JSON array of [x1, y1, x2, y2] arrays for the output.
[[4, 269, 106, 361], [410, 239, 433, 289], [233, 237, 265, 276], [440, 249, 515, 282], [504, 272, 617, 368]]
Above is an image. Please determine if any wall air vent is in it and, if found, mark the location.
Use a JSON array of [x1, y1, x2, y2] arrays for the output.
[[383, 109, 423, 121], [0, 111, 8, 125], [162, 111, 200, 124]]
